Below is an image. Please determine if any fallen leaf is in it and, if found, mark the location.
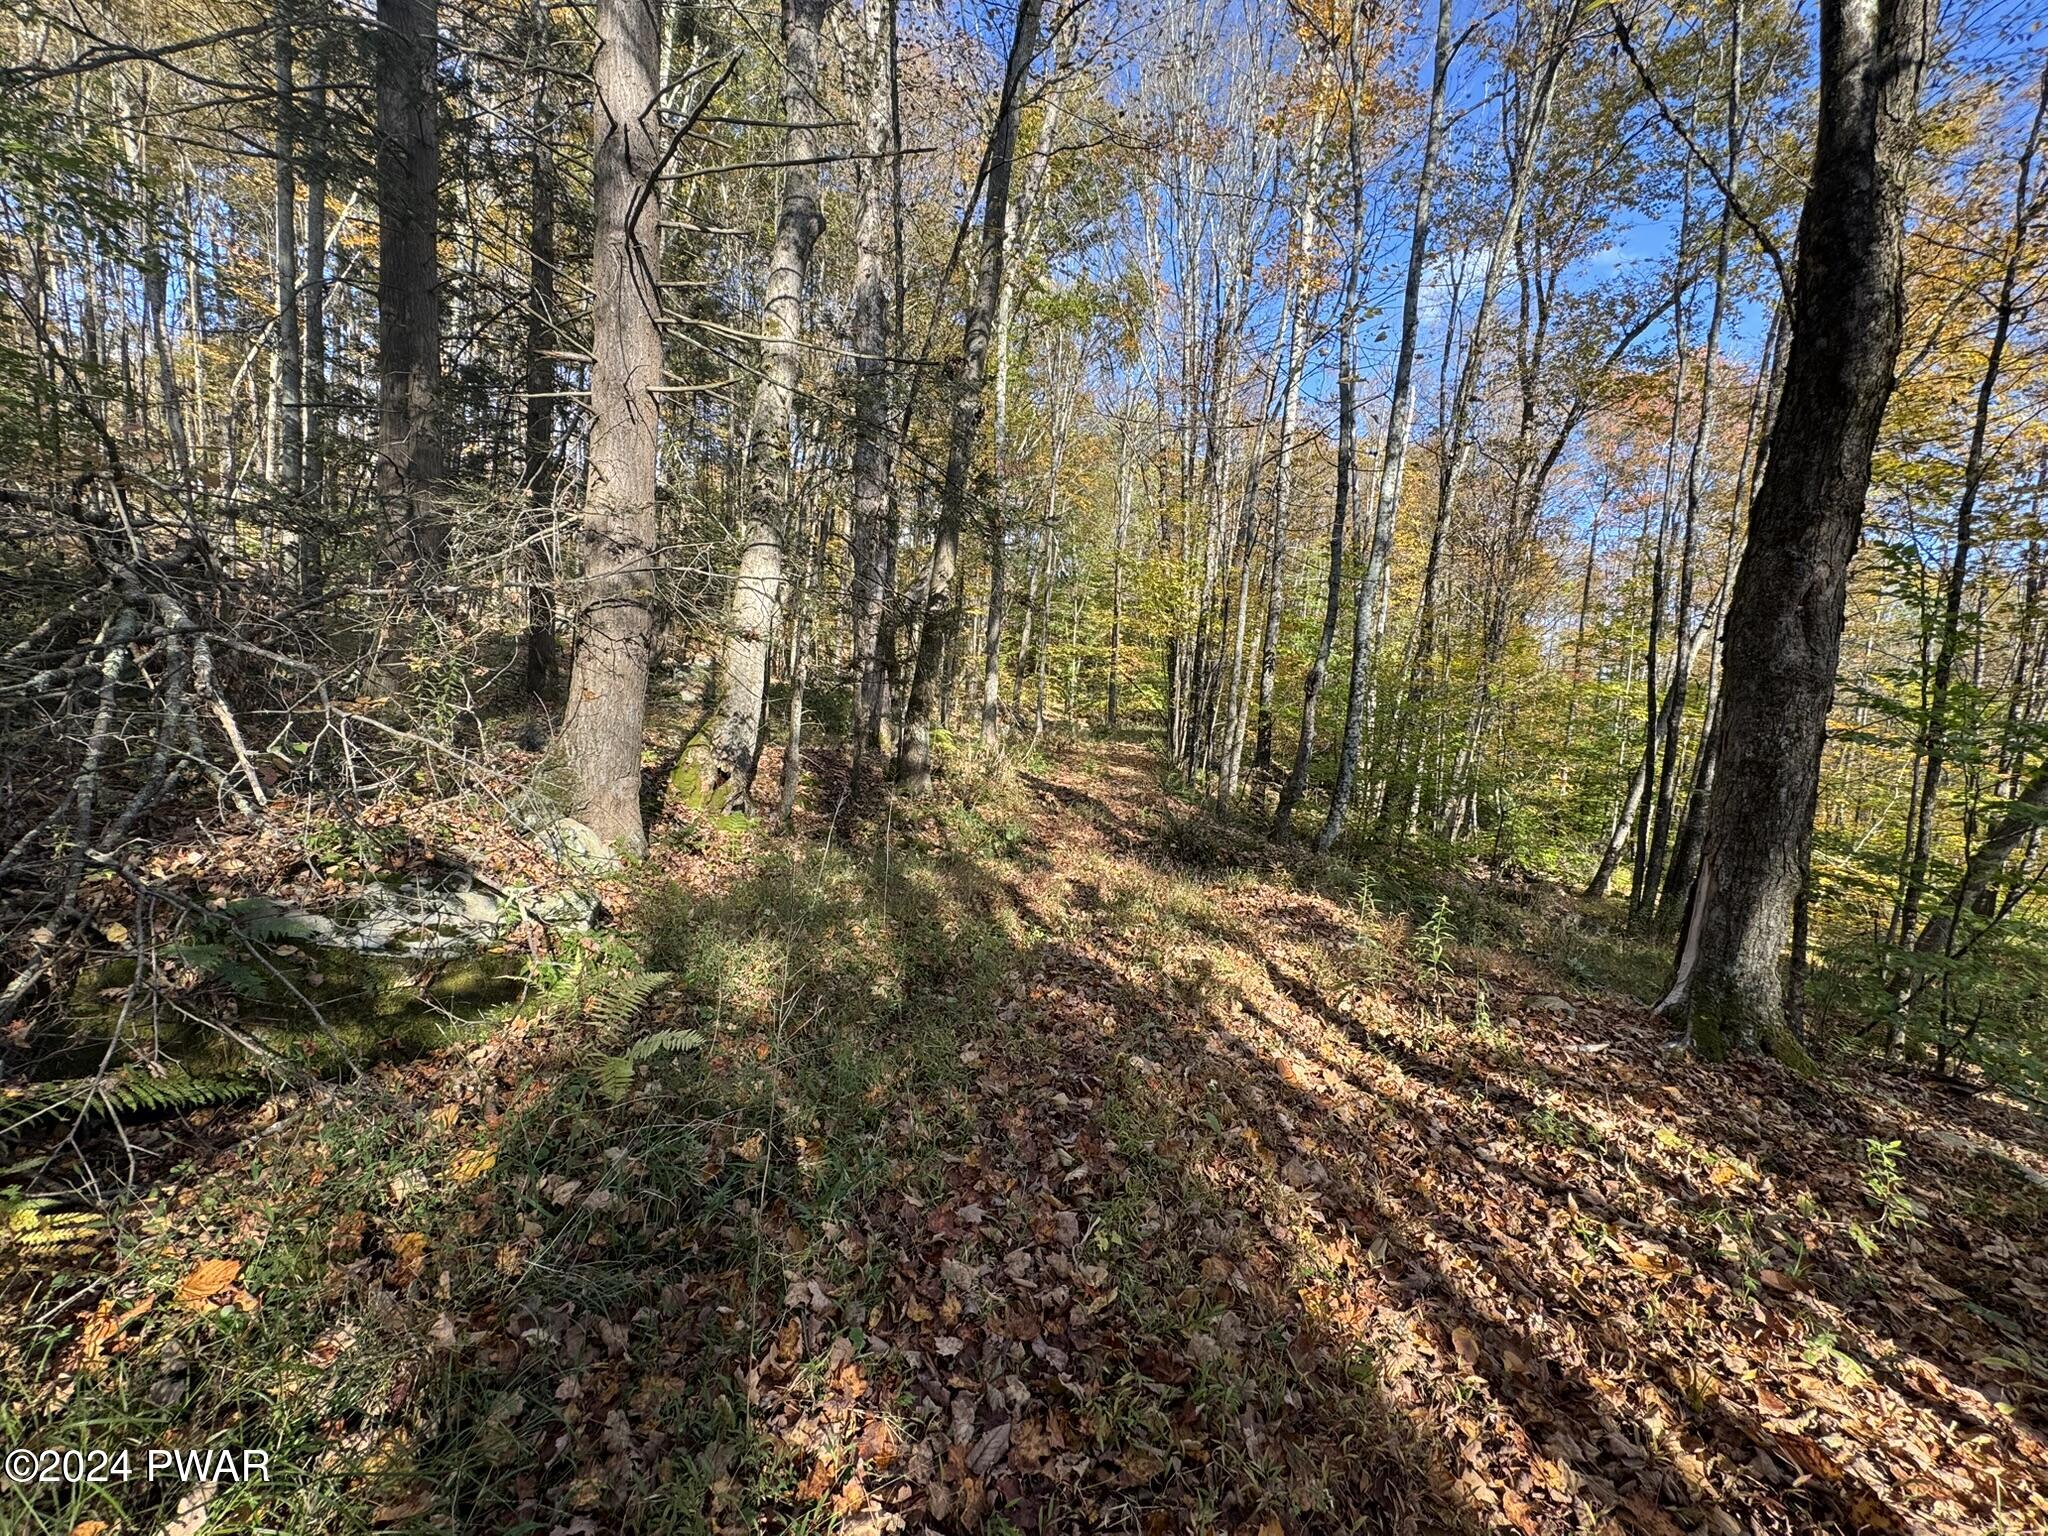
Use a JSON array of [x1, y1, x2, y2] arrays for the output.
[[175, 1259, 242, 1310], [388, 1231, 427, 1288], [447, 1145, 496, 1183]]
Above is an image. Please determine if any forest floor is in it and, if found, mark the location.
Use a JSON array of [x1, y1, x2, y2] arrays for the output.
[[5, 736, 2048, 1536]]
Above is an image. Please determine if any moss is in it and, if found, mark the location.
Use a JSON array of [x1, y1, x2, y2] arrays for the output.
[[1762, 1022, 1820, 1078], [667, 751, 709, 805], [1686, 1007, 1732, 1062]]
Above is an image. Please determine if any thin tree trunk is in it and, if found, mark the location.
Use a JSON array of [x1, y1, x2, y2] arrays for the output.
[[982, 44, 1069, 750], [1253, 105, 1327, 775], [301, 32, 329, 596], [521, 0, 562, 708], [849, 0, 899, 762], [897, 0, 1044, 794], [1306, 0, 1451, 849], [1892, 55, 2047, 981], [707, 0, 834, 810], [375, 0, 443, 584], [275, 18, 304, 508], [1645, 16, 1746, 918]]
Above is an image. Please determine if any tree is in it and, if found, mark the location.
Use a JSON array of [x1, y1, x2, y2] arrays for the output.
[[1658, 0, 1936, 1057], [704, 0, 836, 811], [560, 0, 666, 853], [374, 0, 444, 585], [896, 0, 1045, 795]]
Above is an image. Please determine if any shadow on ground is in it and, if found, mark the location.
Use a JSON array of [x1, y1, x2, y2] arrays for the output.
[[7, 740, 2045, 1536]]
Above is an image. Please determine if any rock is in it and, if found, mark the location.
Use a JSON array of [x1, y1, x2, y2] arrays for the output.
[[539, 816, 625, 874], [1525, 994, 1575, 1016]]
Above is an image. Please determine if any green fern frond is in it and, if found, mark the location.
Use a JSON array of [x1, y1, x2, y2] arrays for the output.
[[595, 1055, 636, 1105], [624, 1027, 705, 1063], [582, 969, 674, 1034], [0, 1070, 264, 1142]]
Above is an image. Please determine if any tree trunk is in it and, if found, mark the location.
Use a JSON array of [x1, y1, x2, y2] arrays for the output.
[[1658, 0, 1934, 1056], [1892, 54, 2046, 980], [301, 32, 329, 596], [521, 0, 562, 709], [375, 0, 444, 584], [274, 18, 304, 512], [1305, 0, 1451, 850], [896, 0, 1044, 794], [560, 0, 666, 854], [849, 0, 899, 763], [1253, 106, 1328, 776], [982, 46, 1069, 751], [707, 0, 833, 810]]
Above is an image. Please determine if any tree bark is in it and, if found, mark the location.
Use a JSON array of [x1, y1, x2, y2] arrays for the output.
[[896, 0, 1044, 794], [1891, 54, 2047, 980], [521, 0, 563, 709], [374, 0, 444, 585], [1658, 0, 1934, 1056], [561, 0, 666, 854], [848, 0, 899, 763], [706, 0, 834, 810], [1305, 0, 1452, 850]]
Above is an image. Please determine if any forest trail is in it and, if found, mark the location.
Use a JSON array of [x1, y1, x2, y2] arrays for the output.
[[10, 739, 2048, 1536]]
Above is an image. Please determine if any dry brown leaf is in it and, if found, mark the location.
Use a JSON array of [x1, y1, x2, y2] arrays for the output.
[[175, 1259, 242, 1310], [1452, 1326, 1482, 1371]]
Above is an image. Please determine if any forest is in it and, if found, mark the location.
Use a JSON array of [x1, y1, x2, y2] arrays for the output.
[[3, 0, 2048, 1530]]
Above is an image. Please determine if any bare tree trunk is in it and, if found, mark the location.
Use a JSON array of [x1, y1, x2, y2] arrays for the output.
[[301, 30, 329, 596], [982, 45, 1069, 750], [849, 0, 899, 763], [707, 0, 834, 810], [1891, 55, 2047, 982], [1393, 0, 1578, 817], [274, 18, 304, 509], [521, 0, 562, 709], [778, 491, 828, 827], [561, 0, 666, 854], [1108, 433, 1131, 728], [1252, 106, 1327, 776], [1307, 0, 1451, 850], [1658, 0, 1934, 1056], [897, 0, 1044, 794], [1273, 321, 1353, 835], [375, 0, 444, 584], [1645, 16, 1746, 919]]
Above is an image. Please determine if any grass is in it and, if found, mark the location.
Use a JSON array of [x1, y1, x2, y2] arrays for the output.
[[6, 737, 2047, 1536]]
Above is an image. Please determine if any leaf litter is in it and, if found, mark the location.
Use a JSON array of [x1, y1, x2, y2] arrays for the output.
[[2, 740, 2044, 1535]]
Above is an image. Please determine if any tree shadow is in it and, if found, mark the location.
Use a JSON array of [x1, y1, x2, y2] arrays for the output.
[[24, 742, 2042, 1536]]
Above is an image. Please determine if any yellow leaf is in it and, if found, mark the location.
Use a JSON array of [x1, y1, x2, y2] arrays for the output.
[[103, 923, 129, 945], [389, 1231, 427, 1289], [69, 1521, 111, 1536], [429, 1103, 460, 1130], [447, 1145, 496, 1183], [175, 1258, 242, 1309]]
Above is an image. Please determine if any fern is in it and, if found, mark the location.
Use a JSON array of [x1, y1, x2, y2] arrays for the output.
[[583, 968, 674, 1035], [165, 940, 273, 1000], [595, 1055, 637, 1105], [2, 1193, 108, 1256], [623, 1027, 705, 1063], [596, 1025, 704, 1104], [1, 1070, 265, 1142]]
